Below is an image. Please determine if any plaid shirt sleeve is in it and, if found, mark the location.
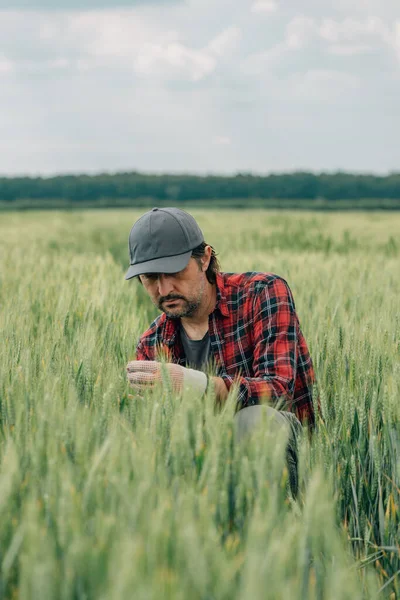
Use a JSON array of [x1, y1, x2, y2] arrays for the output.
[[219, 277, 312, 419], [136, 340, 150, 361]]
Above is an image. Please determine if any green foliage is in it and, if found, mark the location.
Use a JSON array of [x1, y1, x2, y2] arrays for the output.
[[1, 172, 400, 210], [0, 210, 398, 599]]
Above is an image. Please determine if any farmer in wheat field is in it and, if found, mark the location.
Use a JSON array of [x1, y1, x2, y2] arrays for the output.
[[125, 207, 317, 496]]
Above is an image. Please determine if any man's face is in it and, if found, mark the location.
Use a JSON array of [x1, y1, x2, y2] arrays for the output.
[[139, 257, 207, 319]]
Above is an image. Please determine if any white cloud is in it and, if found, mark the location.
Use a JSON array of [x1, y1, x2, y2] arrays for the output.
[[67, 10, 168, 59], [333, 0, 397, 12], [319, 17, 398, 62], [293, 69, 359, 99], [0, 11, 238, 82], [241, 14, 399, 86], [282, 16, 399, 61], [395, 22, 400, 60], [213, 136, 231, 145], [206, 26, 242, 58], [328, 44, 371, 55], [284, 15, 394, 50], [319, 17, 392, 44], [251, 1, 278, 14], [0, 56, 14, 73], [48, 57, 70, 68], [240, 43, 288, 76], [286, 17, 316, 49], [0, 0, 178, 8], [134, 42, 216, 81], [133, 26, 242, 81]]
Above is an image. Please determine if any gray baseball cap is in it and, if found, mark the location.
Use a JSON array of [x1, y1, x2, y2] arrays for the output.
[[125, 207, 204, 280]]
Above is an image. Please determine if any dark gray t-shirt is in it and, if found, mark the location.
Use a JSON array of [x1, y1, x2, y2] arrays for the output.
[[180, 324, 210, 371]]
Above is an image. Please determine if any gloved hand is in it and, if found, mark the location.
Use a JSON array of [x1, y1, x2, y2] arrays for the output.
[[126, 360, 208, 397]]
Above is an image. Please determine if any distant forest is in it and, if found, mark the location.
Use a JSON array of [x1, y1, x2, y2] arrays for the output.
[[1, 172, 400, 210]]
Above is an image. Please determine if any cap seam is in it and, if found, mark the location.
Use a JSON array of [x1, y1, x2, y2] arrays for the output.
[[159, 208, 190, 246]]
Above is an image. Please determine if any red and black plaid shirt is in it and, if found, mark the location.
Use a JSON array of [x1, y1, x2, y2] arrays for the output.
[[136, 272, 316, 424]]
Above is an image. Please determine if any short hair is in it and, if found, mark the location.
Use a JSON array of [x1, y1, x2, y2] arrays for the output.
[[191, 242, 220, 284]]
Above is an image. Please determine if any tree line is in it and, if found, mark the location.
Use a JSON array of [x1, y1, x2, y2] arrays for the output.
[[1, 172, 399, 210]]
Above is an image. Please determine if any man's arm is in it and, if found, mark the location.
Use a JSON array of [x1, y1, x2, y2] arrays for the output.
[[216, 277, 313, 420], [209, 375, 229, 405], [136, 340, 151, 361]]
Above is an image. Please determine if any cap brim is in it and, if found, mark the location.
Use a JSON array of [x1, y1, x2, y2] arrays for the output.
[[125, 250, 192, 280]]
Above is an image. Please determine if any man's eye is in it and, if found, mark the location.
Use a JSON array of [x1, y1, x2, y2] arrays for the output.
[[145, 274, 158, 281]]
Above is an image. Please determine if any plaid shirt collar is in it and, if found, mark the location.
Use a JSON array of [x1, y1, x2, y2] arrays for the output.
[[161, 272, 229, 346]]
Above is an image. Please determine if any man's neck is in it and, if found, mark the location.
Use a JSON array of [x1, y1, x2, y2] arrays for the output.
[[181, 282, 216, 330]]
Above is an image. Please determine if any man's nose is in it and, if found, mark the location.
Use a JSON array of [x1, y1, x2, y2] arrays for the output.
[[157, 274, 174, 297]]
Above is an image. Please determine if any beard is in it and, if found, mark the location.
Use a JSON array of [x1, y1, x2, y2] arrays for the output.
[[157, 278, 206, 319], [159, 296, 201, 319]]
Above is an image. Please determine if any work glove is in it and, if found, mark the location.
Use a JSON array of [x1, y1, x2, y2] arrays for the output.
[[126, 360, 208, 397]]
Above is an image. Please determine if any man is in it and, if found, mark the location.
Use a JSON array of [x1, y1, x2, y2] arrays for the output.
[[125, 207, 317, 495]]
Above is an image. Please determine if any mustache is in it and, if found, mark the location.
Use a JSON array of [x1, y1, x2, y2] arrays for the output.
[[159, 294, 186, 305]]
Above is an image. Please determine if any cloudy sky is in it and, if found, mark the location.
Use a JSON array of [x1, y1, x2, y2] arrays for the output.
[[0, 0, 399, 176]]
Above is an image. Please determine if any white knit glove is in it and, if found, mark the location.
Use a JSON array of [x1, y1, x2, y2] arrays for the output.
[[126, 360, 208, 396]]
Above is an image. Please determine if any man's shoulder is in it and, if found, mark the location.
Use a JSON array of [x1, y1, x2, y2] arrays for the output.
[[138, 313, 167, 343], [220, 271, 288, 293]]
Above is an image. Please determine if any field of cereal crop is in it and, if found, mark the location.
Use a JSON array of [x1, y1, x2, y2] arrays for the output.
[[0, 209, 399, 599]]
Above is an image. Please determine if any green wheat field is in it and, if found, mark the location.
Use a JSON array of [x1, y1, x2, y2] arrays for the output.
[[0, 209, 399, 599]]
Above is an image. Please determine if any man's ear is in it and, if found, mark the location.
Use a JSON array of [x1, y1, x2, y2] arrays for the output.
[[202, 246, 212, 271]]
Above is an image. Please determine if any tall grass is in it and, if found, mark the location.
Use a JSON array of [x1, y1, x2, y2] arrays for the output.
[[0, 210, 398, 599]]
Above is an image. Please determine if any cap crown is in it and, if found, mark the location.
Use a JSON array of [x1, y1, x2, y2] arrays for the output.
[[128, 207, 204, 267]]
